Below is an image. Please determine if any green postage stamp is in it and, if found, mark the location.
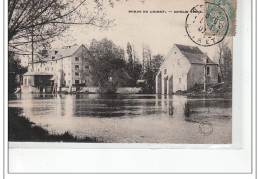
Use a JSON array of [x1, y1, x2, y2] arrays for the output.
[[205, 0, 236, 36]]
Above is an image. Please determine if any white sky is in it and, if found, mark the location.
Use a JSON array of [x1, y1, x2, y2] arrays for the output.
[[22, 0, 232, 65]]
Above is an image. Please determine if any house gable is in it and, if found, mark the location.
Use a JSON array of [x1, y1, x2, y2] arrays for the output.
[[157, 44, 192, 93], [156, 44, 218, 94]]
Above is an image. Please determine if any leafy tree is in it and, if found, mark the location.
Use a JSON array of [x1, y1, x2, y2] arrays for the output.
[[88, 38, 129, 94], [130, 61, 142, 87], [125, 42, 142, 87], [126, 42, 133, 67], [8, 52, 27, 94], [152, 54, 164, 73], [141, 45, 164, 93]]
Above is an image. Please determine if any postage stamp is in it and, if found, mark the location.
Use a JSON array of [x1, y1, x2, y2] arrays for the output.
[[185, 3, 229, 46], [205, 0, 237, 36]]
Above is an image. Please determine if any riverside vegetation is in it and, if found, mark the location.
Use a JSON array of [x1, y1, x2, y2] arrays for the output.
[[9, 108, 99, 142]]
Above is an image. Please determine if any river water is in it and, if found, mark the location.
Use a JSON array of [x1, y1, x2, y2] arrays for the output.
[[8, 93, 232, 143]]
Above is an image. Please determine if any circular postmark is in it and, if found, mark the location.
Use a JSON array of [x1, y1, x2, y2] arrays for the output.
[[199, 120, 213, 136], [185, 2, 229, 47]]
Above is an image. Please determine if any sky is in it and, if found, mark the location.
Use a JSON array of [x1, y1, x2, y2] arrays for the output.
[[22, 0, 232, 65]]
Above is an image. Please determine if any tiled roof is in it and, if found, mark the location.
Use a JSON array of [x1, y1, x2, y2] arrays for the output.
[[32, 44, 85, 63], [175, 44, 216, 64], [49, 44, 82, 60]]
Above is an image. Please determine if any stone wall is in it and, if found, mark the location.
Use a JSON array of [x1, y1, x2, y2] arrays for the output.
[[187, 64, 218, 89]]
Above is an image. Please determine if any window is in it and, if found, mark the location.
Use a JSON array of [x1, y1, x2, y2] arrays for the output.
[[75, 57, 79, 61], [38, 69, 40, 72], [75, 65, 79, 69], [75, 72, 79, 76], [50, 62, 52, 65], [68, 80, 70, 84], [179, 78, 181, 83], [85, 65, 89, 69], [164, 69, 167, 74], [64, 73, 66, 76], [206, 67, 211, 76], [177, 59, 180, 65], [51, 68, 53, 71], [75, 80, 79, 84]]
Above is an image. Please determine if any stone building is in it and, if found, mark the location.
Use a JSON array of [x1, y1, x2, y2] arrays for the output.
[[155, 44, 218, 94], [22, 44, 92, 93]]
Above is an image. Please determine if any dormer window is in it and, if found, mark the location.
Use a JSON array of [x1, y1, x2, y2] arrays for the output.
[[164, 69, 167, 74], [206, 58, 209, 63], [75, 57, 79, 61]]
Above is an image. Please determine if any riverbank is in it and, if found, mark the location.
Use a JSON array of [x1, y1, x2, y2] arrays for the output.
[[8, 108, 99, 142], [176, 82, 232, 98]]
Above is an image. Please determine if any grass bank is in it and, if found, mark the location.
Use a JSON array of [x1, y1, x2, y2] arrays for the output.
[[176, 82, 232, 98], [8, 108, 99, 142]]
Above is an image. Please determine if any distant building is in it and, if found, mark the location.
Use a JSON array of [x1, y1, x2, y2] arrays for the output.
[[156, 44, 218, 94], [22, 44, 92, 93]]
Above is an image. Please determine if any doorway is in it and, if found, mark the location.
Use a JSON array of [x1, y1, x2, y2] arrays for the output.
[[157, 72, 162, 94], [164, 77, 168, 94], [169, 75, 173, 94]]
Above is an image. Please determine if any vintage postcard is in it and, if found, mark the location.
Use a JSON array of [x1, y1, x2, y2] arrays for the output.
[[8, 0, 234, 144]]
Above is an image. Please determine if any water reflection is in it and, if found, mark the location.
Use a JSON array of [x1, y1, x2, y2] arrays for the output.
[[8, 93, 232, 143]]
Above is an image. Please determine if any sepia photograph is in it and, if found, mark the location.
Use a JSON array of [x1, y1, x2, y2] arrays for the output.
[[8, 0, 234, 144]]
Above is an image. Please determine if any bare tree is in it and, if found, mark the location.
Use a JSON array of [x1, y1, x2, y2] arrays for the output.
[[217, 42, 225, 77], [8, 0, 116, 56], [217, 41, 232, 83]]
